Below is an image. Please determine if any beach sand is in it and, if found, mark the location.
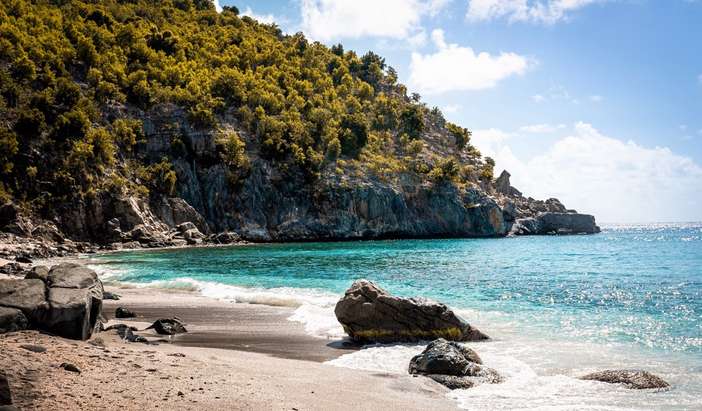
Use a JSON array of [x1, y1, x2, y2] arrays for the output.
[[0, 287, 457, 410]]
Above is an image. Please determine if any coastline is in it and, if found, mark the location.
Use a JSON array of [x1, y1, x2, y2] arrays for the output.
[[1, 286, 458, 410]]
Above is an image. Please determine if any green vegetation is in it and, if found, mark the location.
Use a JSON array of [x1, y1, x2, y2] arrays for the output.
[[0, 0, 486, 212]]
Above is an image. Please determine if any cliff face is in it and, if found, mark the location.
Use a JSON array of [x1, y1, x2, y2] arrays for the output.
[[38, 105, 596, 245]]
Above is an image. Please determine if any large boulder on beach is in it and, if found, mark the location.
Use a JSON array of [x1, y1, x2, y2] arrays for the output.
[[334, 280, 488, 343], [579, 370, 670, 389], [0, 372, 11, 406], [0, 263, 103, 340], [408, 339, 502, 389], [0, 278, 48, 323]]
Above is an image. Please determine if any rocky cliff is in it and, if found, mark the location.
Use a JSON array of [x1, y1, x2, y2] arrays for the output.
[[0, 1, 599, 249]]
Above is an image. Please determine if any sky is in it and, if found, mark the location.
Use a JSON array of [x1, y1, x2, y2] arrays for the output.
[[214, 0, 702, 223]]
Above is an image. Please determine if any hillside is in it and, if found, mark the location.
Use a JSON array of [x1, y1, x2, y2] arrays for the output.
[[0, 0, 598, 248]]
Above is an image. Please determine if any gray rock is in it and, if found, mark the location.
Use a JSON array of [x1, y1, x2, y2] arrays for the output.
[[335, 280, 488, 343], [60, 363, 81, 373], [115, 307, 136, 318], [0, 307, 28, 333], [0, 372, 10, 405], [511, 212, 600, 235], [19, 344, 46, 353], [146, 318, 187, 335], [580, 370, 670, 390], [0, 279, 48, 322], [48, 263, 99, 289], [409, 338, 502, 390], [103, 291, 121, 300], [24, 265, 49, 282], [45, 287, 103, 340]]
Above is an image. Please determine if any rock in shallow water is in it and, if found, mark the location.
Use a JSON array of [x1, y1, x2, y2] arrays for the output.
[[334, 280, 488, 343], [580, 370, 670, 390], [408, 339, 502, 390]]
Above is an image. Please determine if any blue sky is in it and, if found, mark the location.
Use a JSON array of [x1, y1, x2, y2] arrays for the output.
[[215, 0, 702, 222]]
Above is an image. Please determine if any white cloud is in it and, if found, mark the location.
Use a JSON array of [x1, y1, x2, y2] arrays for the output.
[[466, 0, 601, 24], [443, 104, 462, 113], [531, 84, 580, 104], [213, 0, 222, 12], [408, 29, 429, 48], [519, 123, 566, 133], [589, 94, 603, 102], [409, 29, 530, 94], [241, 7, 279, 25], [532, 94, 546, 103], [473, 122, 702, 222], [300, 0, 450, 41]]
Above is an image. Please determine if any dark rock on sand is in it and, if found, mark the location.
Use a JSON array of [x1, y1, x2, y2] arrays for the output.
[[115, 307, 136, 318], [19, 344, 47, 353], [0, 372, 11, 405], [104, 323, 138, 332], [335, 280, 488, 343], [0, 307, 28, 333], [146, 318, 187, 335], [580, 370, 670, 390], [43, 263, 104, 340], [115, 325, 149, 343], [103, 291, 121, 300], [409, 339, 502, 390], [60, 363, 81, 373]]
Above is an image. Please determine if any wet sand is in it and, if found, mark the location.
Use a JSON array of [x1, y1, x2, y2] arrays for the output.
[[0, 287, 457, 411]]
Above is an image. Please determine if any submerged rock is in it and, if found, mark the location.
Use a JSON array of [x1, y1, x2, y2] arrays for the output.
[[409, 339, 502, 390], [335, 280, 488, 343], [146, 318, 187, 335], [580, 370, 670, 390]]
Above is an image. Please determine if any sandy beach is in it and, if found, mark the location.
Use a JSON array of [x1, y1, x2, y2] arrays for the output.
[[0, 286, 457, 411]]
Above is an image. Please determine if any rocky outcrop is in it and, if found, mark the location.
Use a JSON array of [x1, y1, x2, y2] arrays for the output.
[[0, 263, 103, 340], [511, 212, 600, 235], [408, 339, 502, 389], [334, 280, 488, 343], [579, 370, 670, 389]]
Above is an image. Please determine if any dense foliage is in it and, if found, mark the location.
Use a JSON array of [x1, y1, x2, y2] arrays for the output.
[[0, 0, 492, 211]]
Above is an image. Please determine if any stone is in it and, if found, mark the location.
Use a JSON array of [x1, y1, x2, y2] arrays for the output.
[[45, 287, 103, 340], [212, 231, 240, 244], [0, 307, 28, 333], [47, 263, 100, 289], [0, 372, 10, 406], [408, 339, 502, 390], [14, 255, 31, 264], [579, 370, 670, 390], [115, 325, 149, 343], [115, 307, 136, 318], [538, 212, 600, 235], [104, 324, 138, 332], [60, 363, 81, 373], [146, 318, 187, 335], [19, 344, 47, 353], [0, 279, 48, 322], [103, 291, 121, 300], [24, 266, 49, 282], [335, 280, 488, 343]]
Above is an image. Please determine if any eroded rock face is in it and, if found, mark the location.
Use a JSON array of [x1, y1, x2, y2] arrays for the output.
[[334, 280, 488, 343], [580, 370, 670, 390], [408, 339, 502, 390], [511, 212, 600, 235]]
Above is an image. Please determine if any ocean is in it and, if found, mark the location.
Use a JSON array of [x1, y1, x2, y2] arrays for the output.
[[88, 223, 702, 410]]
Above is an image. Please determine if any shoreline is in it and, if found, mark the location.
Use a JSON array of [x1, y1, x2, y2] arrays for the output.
[[1, 286, 458, 410]]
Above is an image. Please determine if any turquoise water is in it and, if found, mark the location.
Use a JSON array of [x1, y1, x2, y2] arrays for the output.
[[93, 223, 701, 354], [90, 223, 702, 409]]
